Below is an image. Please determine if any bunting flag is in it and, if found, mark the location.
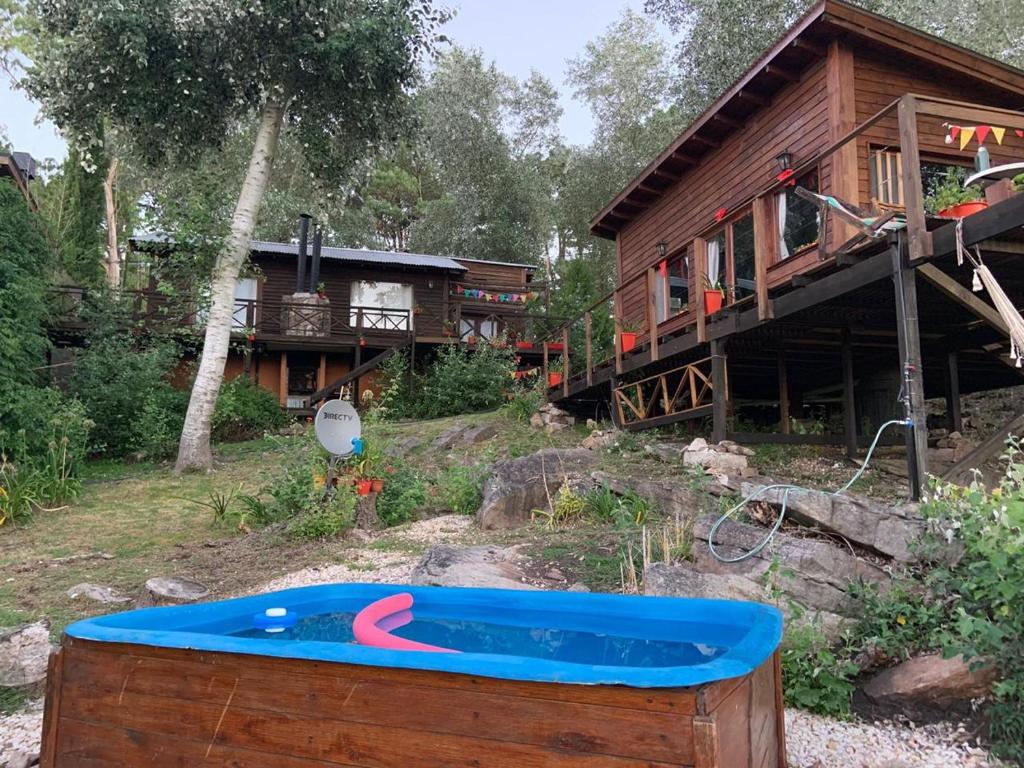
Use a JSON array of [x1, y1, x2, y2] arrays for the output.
[[451, 285, 533, 304], [945, 121, 1019, 148]]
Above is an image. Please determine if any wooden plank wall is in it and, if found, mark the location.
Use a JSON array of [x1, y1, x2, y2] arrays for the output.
[[43, 639, 785, 768], [852, 44, 1024, 207], [617, 60, 831, 327], [454, 259, 532, 287]]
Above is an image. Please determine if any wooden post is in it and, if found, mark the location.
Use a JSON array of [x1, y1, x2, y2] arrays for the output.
[[711, 339, 728, 443], [841, 327, 857, 458], [585, 311, 593, 386], [753, 196, 774, 321], [613, 288, 624, 374], [646, 266, 660, 361], [562, 326, 570, 398], [897, 96, 932, 263], [318, 353, 326, 392], [694, 237, 708, 343], [777, 349, 790, 434], [945, 350, 963, 434], [352, 342, 362, 405], [826, 40, 859, 252], [892, 244, 929, 497], [279, 352, 288, 407], [542, 341, 550, 399]]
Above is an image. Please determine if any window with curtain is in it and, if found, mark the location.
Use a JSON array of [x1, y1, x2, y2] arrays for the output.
[[665, 251, 691, 317], [731, 214, 756, 301], [707, 230, 726, 291], [777, 170, 820, 261], [350, 281, 413, 330]]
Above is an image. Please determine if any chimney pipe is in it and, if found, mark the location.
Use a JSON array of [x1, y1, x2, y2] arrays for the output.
[[296, 214, 311, 293], [309, 226, 323, 294]]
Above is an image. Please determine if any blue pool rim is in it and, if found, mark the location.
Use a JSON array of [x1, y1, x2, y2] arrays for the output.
[[64, 583, 783, 688]]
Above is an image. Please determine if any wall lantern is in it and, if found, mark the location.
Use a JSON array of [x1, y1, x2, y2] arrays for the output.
[[655, 241, 668, 259], [775, 150, 795, 183]]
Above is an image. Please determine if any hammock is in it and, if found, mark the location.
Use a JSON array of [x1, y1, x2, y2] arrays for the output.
[[956, 219, 1024, 367], [794, 188, 907, 236]]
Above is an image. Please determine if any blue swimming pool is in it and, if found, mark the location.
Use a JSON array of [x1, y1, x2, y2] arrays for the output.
[[64, 583, 783, 688]]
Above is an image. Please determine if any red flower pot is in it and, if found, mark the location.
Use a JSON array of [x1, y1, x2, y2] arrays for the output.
[[515, 341, 534, 350], [371, 478, 384, 493], [704, 290, 724, 315], [355, 479, 372, 496], [548, 372, 563, 387], [359, 338, 367, 347], [246, 334, 256, 342], [547, 342, 564, 352], [620, 332, 638, 353], [938, 200, 989, 219]]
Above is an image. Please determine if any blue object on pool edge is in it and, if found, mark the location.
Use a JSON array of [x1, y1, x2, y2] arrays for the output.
[[64, 584, 783, 688]]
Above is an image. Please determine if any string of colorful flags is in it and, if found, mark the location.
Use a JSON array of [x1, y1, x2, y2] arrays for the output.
[[944, 122, 1024, 151], [454, 285, 537, 304]]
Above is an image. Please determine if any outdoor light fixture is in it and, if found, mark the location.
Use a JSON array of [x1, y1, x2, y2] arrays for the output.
[[655, 241, 668, 259], [775, 151, 793, 173]]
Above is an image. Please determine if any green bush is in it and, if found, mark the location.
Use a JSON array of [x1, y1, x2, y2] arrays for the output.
[[68, 332, 186, 457], [287, 486, 357, 540], [213, 376, 287, 442], [435, 464, 484, 515], [501, 385, 542, 423], [377, 341, 518, 421], [780, 624, 858, 718], [376, 460, 428, 527]]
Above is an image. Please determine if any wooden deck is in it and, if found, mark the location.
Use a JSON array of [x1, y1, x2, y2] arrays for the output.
[[41, 636, 785, 767]]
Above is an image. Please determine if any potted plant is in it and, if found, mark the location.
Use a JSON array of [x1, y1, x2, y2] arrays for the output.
[[243, 325, 256, 343], [548, 371, 563, 387], [927, 169, 988, 219], [442, 319, 455, 338], [467, 334, 477, 344], [703, 276, 726, 315], [358, 336, 367, 347], [619, 321, 640, 353], [316, 281, 327, 299], [370, 477, 385, 493], [515, 340, 534, 350], [355, 478, 372, 496]]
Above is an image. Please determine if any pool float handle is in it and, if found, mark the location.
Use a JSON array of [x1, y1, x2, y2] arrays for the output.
[[352, 593, 459, 653]]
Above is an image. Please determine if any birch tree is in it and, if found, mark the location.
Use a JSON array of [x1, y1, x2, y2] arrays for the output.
[[25, 0, 446, 472]]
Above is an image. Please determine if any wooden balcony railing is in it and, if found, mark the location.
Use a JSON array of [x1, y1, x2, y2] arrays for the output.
[[540, 94, 1024, 399]]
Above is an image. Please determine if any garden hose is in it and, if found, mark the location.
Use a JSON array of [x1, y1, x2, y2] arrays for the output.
[[707, 418, 910, 563]]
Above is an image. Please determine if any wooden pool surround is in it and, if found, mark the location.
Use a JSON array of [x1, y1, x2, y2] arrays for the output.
[[41, 635, 786, 767]]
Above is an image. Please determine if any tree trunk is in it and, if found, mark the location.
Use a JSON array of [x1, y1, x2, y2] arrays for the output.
[[103, 157, 120, 288], [174, 97, 286, 473]]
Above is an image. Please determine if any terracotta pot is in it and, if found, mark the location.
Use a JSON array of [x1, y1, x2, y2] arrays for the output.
[[704, 290, 724, 315], [371, 478, 385, 493], [515, 341, 534, 350], [938, 200, 989, 219], [548, 372, 563, 387], [246, 334, 256, 342], [468, 336, 477, 344], [547, 342, 564, 352], [317, 291, 327, 299], [620, 332, 638, 353], [355, 479, 372, 496], [359, 338, 367, 347]]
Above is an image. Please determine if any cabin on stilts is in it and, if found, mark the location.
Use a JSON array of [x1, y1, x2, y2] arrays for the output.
[[543, 0, 1024, 498]]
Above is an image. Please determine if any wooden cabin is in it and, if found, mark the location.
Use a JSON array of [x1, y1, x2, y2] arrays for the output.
[[53, 234, 550, 412], [545, 0, 1024, 496], [0, 151, 38, 209]]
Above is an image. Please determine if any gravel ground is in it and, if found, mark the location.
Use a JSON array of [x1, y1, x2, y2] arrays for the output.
[[2, 703, 1004, 767]]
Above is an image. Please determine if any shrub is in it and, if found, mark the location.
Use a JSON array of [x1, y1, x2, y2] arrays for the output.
[[435, 464, 484, 515], [582, 485, 652, 528], [501, 385, 542, 423], [780, 624, 858, 718], [533, 482, 586, 528], [287, 486, 356, 540], [213, 376, 287, 442], [376, 460, 428, 527]]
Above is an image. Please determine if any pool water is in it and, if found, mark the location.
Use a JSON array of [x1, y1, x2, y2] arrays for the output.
[[232, 610, 727, 668]]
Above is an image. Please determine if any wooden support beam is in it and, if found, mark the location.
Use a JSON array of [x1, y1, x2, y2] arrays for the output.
[[636, 182, 664, 196], [897, 96, 932, 263], [689, 134, 720, 149], [945, 409, 1024, 484], [542, 341, 550, 400], [945, 350, 963, 434], [892, 246, 929, 498], [930, 193, 1024, 260], [826, 40, 859, 251], [791, 37, 826, 57], [918, 263, 1008, 334], [711, 340, 728, 443], [753, 195, 774, 321], [318, 353, 326, 392], [777, 350, 791, 434], [765, 64, 798, 82], [736, 89, 768, 107], [646, 267, 660, 362], [671, 151, 699, 165], [562, 327, 570, 398], [711, 113, 742, 130], [694, 237, 708, 343], [585, 312, 593, 387], [279, 352, 288, 407], [652, 168, 681, 183], [841, 327, 858, 458], [613, 287, 624, 375]]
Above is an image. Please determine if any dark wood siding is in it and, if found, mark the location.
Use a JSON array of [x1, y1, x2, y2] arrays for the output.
[[455, 259, 532, 287], [617, 60, 831, 327]]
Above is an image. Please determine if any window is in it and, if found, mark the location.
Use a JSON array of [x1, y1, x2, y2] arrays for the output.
[[659, 250, 692, 321], [870, 148, 903, 207], [731, 214, 755, 301], [777, 170, 820, 260], [707, 231, 726, 291], [350, 281, 413, 331], [460, 315, 499, 341], [233, 278, 257, 330]]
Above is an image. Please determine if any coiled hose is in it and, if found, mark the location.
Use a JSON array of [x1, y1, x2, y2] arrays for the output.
[[707, 418, 910, 563]]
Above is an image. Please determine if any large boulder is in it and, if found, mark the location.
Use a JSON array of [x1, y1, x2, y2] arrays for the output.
[[0, 620, 51, 687], [590, 471, 714, 520], [476, 448, 597, 529], [691, 514, 889, 617], [717, 477, 926, 562], [410, 545, 538, 590], [432, 422, 468, 450], [860, 654, 998, 718]]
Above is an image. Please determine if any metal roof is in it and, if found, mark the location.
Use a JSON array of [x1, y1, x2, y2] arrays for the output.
[[131, 233, 467, 272]]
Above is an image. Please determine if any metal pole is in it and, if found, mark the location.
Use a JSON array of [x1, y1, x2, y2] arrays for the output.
[[296, 214, 311, 293]]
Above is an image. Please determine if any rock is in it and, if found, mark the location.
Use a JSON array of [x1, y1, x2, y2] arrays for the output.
[[740, 466, 759, 478], [931, 447, 956, 463], [0, 620, 50, 687], [948, 431, 962, 440], [432, 422, 468, 450], [568, 582, 590, 592], [544, 422, 567, 434], [688, 437, 709, 452], [543, 568, 565, 581], [716, 477, 926, 562], [477, 448, 597, 529], [4, 751, 38, 768], [590, 471, 713, 519], [385, 436, 422, 458], [140, 576, 210, 606], [529, 413, 544, 429], [410, 546, 538, 590], [581, 429, 618, 450], [683, 445, 748, 473], [953, 439, 977, 462], [861, 654, 998, 714], [460, 424, 498, 445], [644, 441, 689, 464], [586, 419, 598, 430], [691, 514, 889, 617], [65, 583, 131, 604]]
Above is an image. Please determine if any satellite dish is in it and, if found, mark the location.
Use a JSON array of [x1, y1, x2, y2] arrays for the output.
[[314, 399, 362, 457]]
